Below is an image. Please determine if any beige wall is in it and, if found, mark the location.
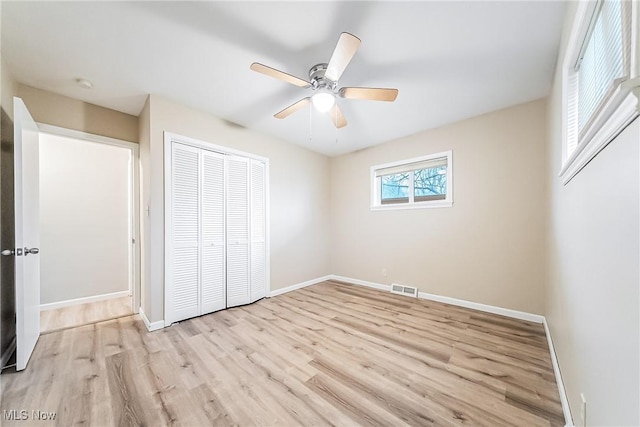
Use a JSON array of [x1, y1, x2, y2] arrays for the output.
[[140, 94, 330, 322], [329, 99, 548, 314], [1, 57, 16, 120], [545, 2, 640, 425], [39, 133, 130, 304], [16, 84, 138, 143]]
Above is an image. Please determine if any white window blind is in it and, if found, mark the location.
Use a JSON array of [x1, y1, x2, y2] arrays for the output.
[[567, 73, 580, 155], [573, 0, 631, 144]]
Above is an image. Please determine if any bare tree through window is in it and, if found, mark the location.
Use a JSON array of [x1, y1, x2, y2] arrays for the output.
[[381, 166, 446, 203]]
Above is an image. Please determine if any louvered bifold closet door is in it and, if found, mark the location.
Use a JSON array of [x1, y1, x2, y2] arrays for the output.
[[226, 156, 251, 307], [250, 160, 267, 303], [170, 143, 201, 323], [201, 150, 226, 314]]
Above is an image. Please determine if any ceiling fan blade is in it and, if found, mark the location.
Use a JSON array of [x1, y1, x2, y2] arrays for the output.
[[274, 97, 310, 119], [339, 87, 398, 102], [250, 62, 311, 88], [325, 32, 361, 82], [328, 104, 347, 128]]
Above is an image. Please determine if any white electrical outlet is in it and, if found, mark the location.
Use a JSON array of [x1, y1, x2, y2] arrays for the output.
[[381, 268, 387, 277], [580, 393, 587, 427]]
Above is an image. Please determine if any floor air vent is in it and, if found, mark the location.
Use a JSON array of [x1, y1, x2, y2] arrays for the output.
[[391, 284, 418, 298]]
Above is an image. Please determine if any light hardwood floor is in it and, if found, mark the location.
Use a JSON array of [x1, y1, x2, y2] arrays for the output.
[[40, 296, 133, 333], [1, 281, 564, 426]]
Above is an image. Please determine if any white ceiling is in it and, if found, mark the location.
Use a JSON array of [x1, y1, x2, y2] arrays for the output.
[[2, 1, 566, 156]]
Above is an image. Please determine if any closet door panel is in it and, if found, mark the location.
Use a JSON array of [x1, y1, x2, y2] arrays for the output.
[[227, 244, 249, 306], [250, 160, 267, 302], [250, 242, 265, 301], [201, 151, 226, 314], [169, 143, 200, 323], [226, 156, 250, 307], [173, 248, 199, 318]]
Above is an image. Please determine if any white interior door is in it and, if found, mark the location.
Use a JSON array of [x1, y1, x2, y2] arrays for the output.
[[14, 97, 40, 371], [226, 156, 250, 308]]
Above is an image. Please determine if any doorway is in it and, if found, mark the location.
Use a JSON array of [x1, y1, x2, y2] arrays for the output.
[[37, 125, 139, 333]]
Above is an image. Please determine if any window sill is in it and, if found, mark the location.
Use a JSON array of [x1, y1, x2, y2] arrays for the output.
[[560, 91, 638, 185], [371, 200, 453, 211]]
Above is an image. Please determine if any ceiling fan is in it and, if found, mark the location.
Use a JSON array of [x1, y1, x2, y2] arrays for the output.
[[250, 32, 398, 129]]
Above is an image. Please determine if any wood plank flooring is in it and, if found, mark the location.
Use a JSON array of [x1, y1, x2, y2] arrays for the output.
[[1, 281, 564, 426], [40, 296, 133, 333]]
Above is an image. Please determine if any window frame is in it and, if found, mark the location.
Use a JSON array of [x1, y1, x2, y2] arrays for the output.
[[370, 150, 453, 211], [560, 0, 638, 185]]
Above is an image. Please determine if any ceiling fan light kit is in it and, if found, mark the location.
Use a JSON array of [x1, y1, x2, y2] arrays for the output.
[[250, 32, 398, 129], [311, 88, 335, 112]]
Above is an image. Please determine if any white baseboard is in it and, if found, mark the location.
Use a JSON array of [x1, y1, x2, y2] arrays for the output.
[[0, 336, 16, 370], [329, 275, 391, 292], [40, 290, 130, 311], [329, 275, 544, 323], [417, 291, 545, 324], [138, 307, 164, 332], [544, 318, 574, 426], [269, 275, 333, 297]]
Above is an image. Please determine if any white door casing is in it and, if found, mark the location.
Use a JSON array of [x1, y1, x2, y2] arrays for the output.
[[250, 160, 267, 303], [34, 123, 140, 316], [14, 97, 40, 371]]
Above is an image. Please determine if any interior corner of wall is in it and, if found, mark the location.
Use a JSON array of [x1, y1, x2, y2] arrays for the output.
[[0, 58, 17, 119]]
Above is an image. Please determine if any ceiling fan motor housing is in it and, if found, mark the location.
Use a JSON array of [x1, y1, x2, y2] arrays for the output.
[[309, 63, 337, 92]]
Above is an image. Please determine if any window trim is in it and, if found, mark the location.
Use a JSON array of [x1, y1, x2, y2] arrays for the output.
[[370, 150, 453, 211], [560, 0, 638, 185]]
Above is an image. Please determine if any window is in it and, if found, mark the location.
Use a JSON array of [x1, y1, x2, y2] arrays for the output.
[[371, 151, 452, 210], [561, 0, 637, 184]]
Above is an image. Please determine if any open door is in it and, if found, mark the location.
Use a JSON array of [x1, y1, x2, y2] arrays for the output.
[[13, 97, 40, 371]]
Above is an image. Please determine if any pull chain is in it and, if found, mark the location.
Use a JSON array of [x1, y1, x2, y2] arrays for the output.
[[334, 104, 338, 145], [309, 103, 313, 144]]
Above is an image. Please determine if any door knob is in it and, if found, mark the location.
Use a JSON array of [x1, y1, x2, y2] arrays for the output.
[[1, 248, 24, 256], [24, 247, 39, 256]]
